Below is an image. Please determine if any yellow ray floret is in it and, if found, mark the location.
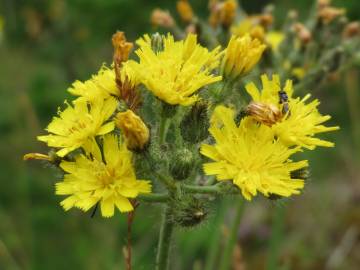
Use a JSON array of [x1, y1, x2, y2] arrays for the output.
[[56, 135, 151, 217], [37, 98, 117, 157], [245, 74, 339, 149], [68, 64, 138, 103], [201, 105, 307, 200], [221, 34, 266, 79], [128, 33, 223, 106]]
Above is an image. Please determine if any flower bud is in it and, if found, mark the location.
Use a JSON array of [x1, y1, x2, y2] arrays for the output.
[[221, 35, 266, 79], [171, 195, 207, 227], [318, 7, 345, 24], [151, 32, 164, 53], [169, 148, 194, 180], [293, 23, 312, 45], [246, 102, 283, 126], [115, 110, 150, 151], [180, 101, 210, 143], [177, 0, 194, 23], [343, 22, 360, 39], [151, 9, 175, 28]]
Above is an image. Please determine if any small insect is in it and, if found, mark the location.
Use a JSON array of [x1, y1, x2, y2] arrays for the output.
[[278, 89, 290, 116]]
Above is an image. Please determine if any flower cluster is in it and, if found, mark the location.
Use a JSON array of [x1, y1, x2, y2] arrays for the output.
[[25, 0, 352, 223]]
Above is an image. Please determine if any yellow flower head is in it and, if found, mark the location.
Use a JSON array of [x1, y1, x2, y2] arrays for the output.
[[115, 110, 150, 151], [129, 33, 223, 106], [201, 105, 307, 200], [56, 135, 151, 217], [177, 0, 194, 23], [221, 34, 266, 79], [245, 74, 340, 149], [266, 31, 285, 52], [68, 64, 138, 104], [37, 98, 117, 157]]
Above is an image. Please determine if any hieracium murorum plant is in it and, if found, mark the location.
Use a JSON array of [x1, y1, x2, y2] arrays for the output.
[[24, 0, 360, 269]]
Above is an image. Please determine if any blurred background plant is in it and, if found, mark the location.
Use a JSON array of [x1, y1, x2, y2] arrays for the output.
[[1, 0, 360, 269]]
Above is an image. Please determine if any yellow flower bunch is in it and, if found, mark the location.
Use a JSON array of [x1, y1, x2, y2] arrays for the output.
[[127, 33, 223, 105], [56, 135, 151, 217]]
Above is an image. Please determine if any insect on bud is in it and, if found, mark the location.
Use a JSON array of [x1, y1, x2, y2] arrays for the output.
[[169, 148, 194, 180], [115, 110, 150, 151], [246, 101, 282, 126], [180, 101, 210, 143]]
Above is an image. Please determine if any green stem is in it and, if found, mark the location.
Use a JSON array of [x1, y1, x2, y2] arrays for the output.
[[158, 117, 170, 145], [219, 201, 245, 270], [183, 183, 239, 195], [137, 193, 169, 203], [266, 206, 286, 270], [156, 206, 174, 270]]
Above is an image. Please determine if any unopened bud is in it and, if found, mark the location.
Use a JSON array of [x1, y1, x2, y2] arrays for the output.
[[220, 0, 237, 28], [177, 0, 194, 23], [180, 101, 210, 143], [151, 33, 164, 53], [246, 101, 282, 126], [318, 7, 346, 24], [169, 148, 194, 180], [151, 9, 175, 28], [293, 23, 312, 44], [343, 22, 360, 39], [115, 110, 150, 151], [171, 196, 207, 227], [290, 168, 310, 180]]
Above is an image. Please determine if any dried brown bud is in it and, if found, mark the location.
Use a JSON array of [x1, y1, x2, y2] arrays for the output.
[[209, 0, 237, 28], [185, 24, 197, 34], [112, 31, 133, 64], [318, 0, 331, 9], [318, 7, 346, 24], [293, 23, 312, 44], [246, 101, 282, 126], [151, 9, 175, 28], [343, 22, 360, 39], [259, 14, 273, 27], [177, 0, 194, 23]]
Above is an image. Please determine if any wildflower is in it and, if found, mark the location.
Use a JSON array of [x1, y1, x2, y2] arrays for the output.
[[201, 105, 308, 200], [151, 9, 175, 28], [68, 66, 119, 103], [115, 110, 150, 151], [266, 31, 284, 52], [128, 33, 222, 106], [221, 34, 266, 79], [56, 135, 151, 217], [231, 17, 266, 41], [177, 0, 194, 23], [245, 74, 339, 149], [37, 98, 117, 157]]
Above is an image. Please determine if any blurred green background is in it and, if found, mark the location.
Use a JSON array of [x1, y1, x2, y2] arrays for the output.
[[0, 0, 360, 269]]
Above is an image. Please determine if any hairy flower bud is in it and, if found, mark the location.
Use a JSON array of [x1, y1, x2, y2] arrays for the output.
[[343, 22, 360, 39], [115, 110, 150, 151], [171, 195, 207, 227], [180, 101, 210, 143], [151, 9, 175, 28], [293, 23, 312, 44], [169, 148, 194, 180], [177, 0, 194, 23], [318, 7, 345, 24], [246, 101, 283, 126]]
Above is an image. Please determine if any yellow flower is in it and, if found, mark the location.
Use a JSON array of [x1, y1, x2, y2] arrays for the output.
[[56, 135, 151, 217], [266, 31, 284, 52], [115, 110, 150, 151], [221, 34, 266, 79], [201, 105, 307, 200], [128, 33, 223, 105], [37, 98, 117, 157], [68, 64, 138, 104], [245, 74, 339, 149]]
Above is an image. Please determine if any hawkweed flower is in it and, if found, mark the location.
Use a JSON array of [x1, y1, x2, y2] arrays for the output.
[[245, 74, 339, 149], [221, 34, 266, 79], [231, 18, 266, 41], [115, 110, 150, 151], [177, 0, 194, 23], [68, 66, 119, 103], [266, 31, 285, 52], [128, 33, 222, 106], [201, 105, 308, 200], [37, 98, 117, 157], [56, 135, 151, 217]]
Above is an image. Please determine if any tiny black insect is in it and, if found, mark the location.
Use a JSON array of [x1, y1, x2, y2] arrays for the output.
[[278, 90, 290, 115]]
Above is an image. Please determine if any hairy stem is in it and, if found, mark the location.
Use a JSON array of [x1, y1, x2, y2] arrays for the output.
[[219, 201, 245, 270], [156, 206, 174, 270], [137, 193, 169, 203], [158, 117, 170, 145]]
